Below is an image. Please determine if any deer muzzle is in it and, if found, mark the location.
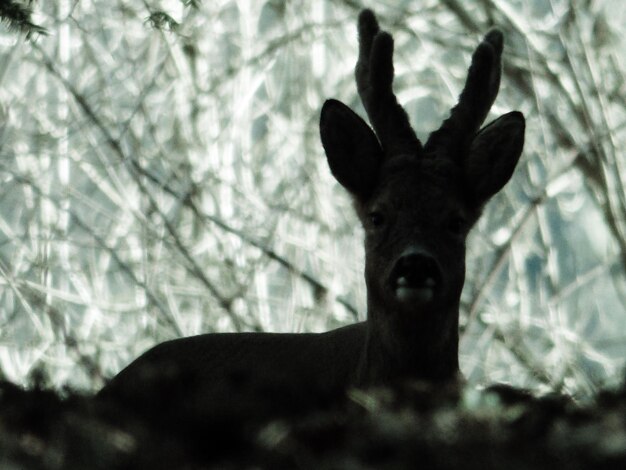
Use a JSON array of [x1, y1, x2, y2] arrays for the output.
[[390, 247, 443, 305]]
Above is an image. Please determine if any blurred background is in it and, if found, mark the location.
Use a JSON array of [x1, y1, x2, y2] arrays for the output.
[[0, 0, 624, 398]]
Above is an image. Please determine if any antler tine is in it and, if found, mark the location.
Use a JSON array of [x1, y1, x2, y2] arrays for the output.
[[425, 30, 504, 157], [355, 10, 421, 157]]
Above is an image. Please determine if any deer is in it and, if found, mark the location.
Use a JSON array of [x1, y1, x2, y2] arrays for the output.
[[98, 10, 525, 416]]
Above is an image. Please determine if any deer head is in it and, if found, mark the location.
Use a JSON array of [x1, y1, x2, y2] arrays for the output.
[[320, 10, 525, 383]]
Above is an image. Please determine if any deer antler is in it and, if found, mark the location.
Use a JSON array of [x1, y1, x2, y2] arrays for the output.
[[355, 10, 422, 158], [425, 30, 504, 158]]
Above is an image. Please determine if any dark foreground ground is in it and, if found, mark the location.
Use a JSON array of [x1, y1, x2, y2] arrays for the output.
[[2, 375, 626, 469]]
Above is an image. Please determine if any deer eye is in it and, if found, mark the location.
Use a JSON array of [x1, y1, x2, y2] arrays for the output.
[[368, 211, 385, 228]]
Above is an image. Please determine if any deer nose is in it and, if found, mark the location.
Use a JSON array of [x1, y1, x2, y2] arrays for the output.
[[391, 247, 443, 305]]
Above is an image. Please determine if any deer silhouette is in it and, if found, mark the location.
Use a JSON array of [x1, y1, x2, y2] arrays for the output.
[[99, 10, 524, 413]]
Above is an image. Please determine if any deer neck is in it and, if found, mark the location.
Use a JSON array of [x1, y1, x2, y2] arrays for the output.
[[357, 300, 460, 386]]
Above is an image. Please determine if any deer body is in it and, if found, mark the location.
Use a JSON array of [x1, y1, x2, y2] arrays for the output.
[[99, 11, 524, 411], [102, 324, 365, 405]]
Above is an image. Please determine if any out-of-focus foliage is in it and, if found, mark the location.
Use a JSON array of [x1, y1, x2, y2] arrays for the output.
[[0, 0, 624, 397]]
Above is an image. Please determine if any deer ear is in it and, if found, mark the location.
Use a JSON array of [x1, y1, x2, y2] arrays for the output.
[[464, 111, 525, 205], [320, 99, 383, 199]]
